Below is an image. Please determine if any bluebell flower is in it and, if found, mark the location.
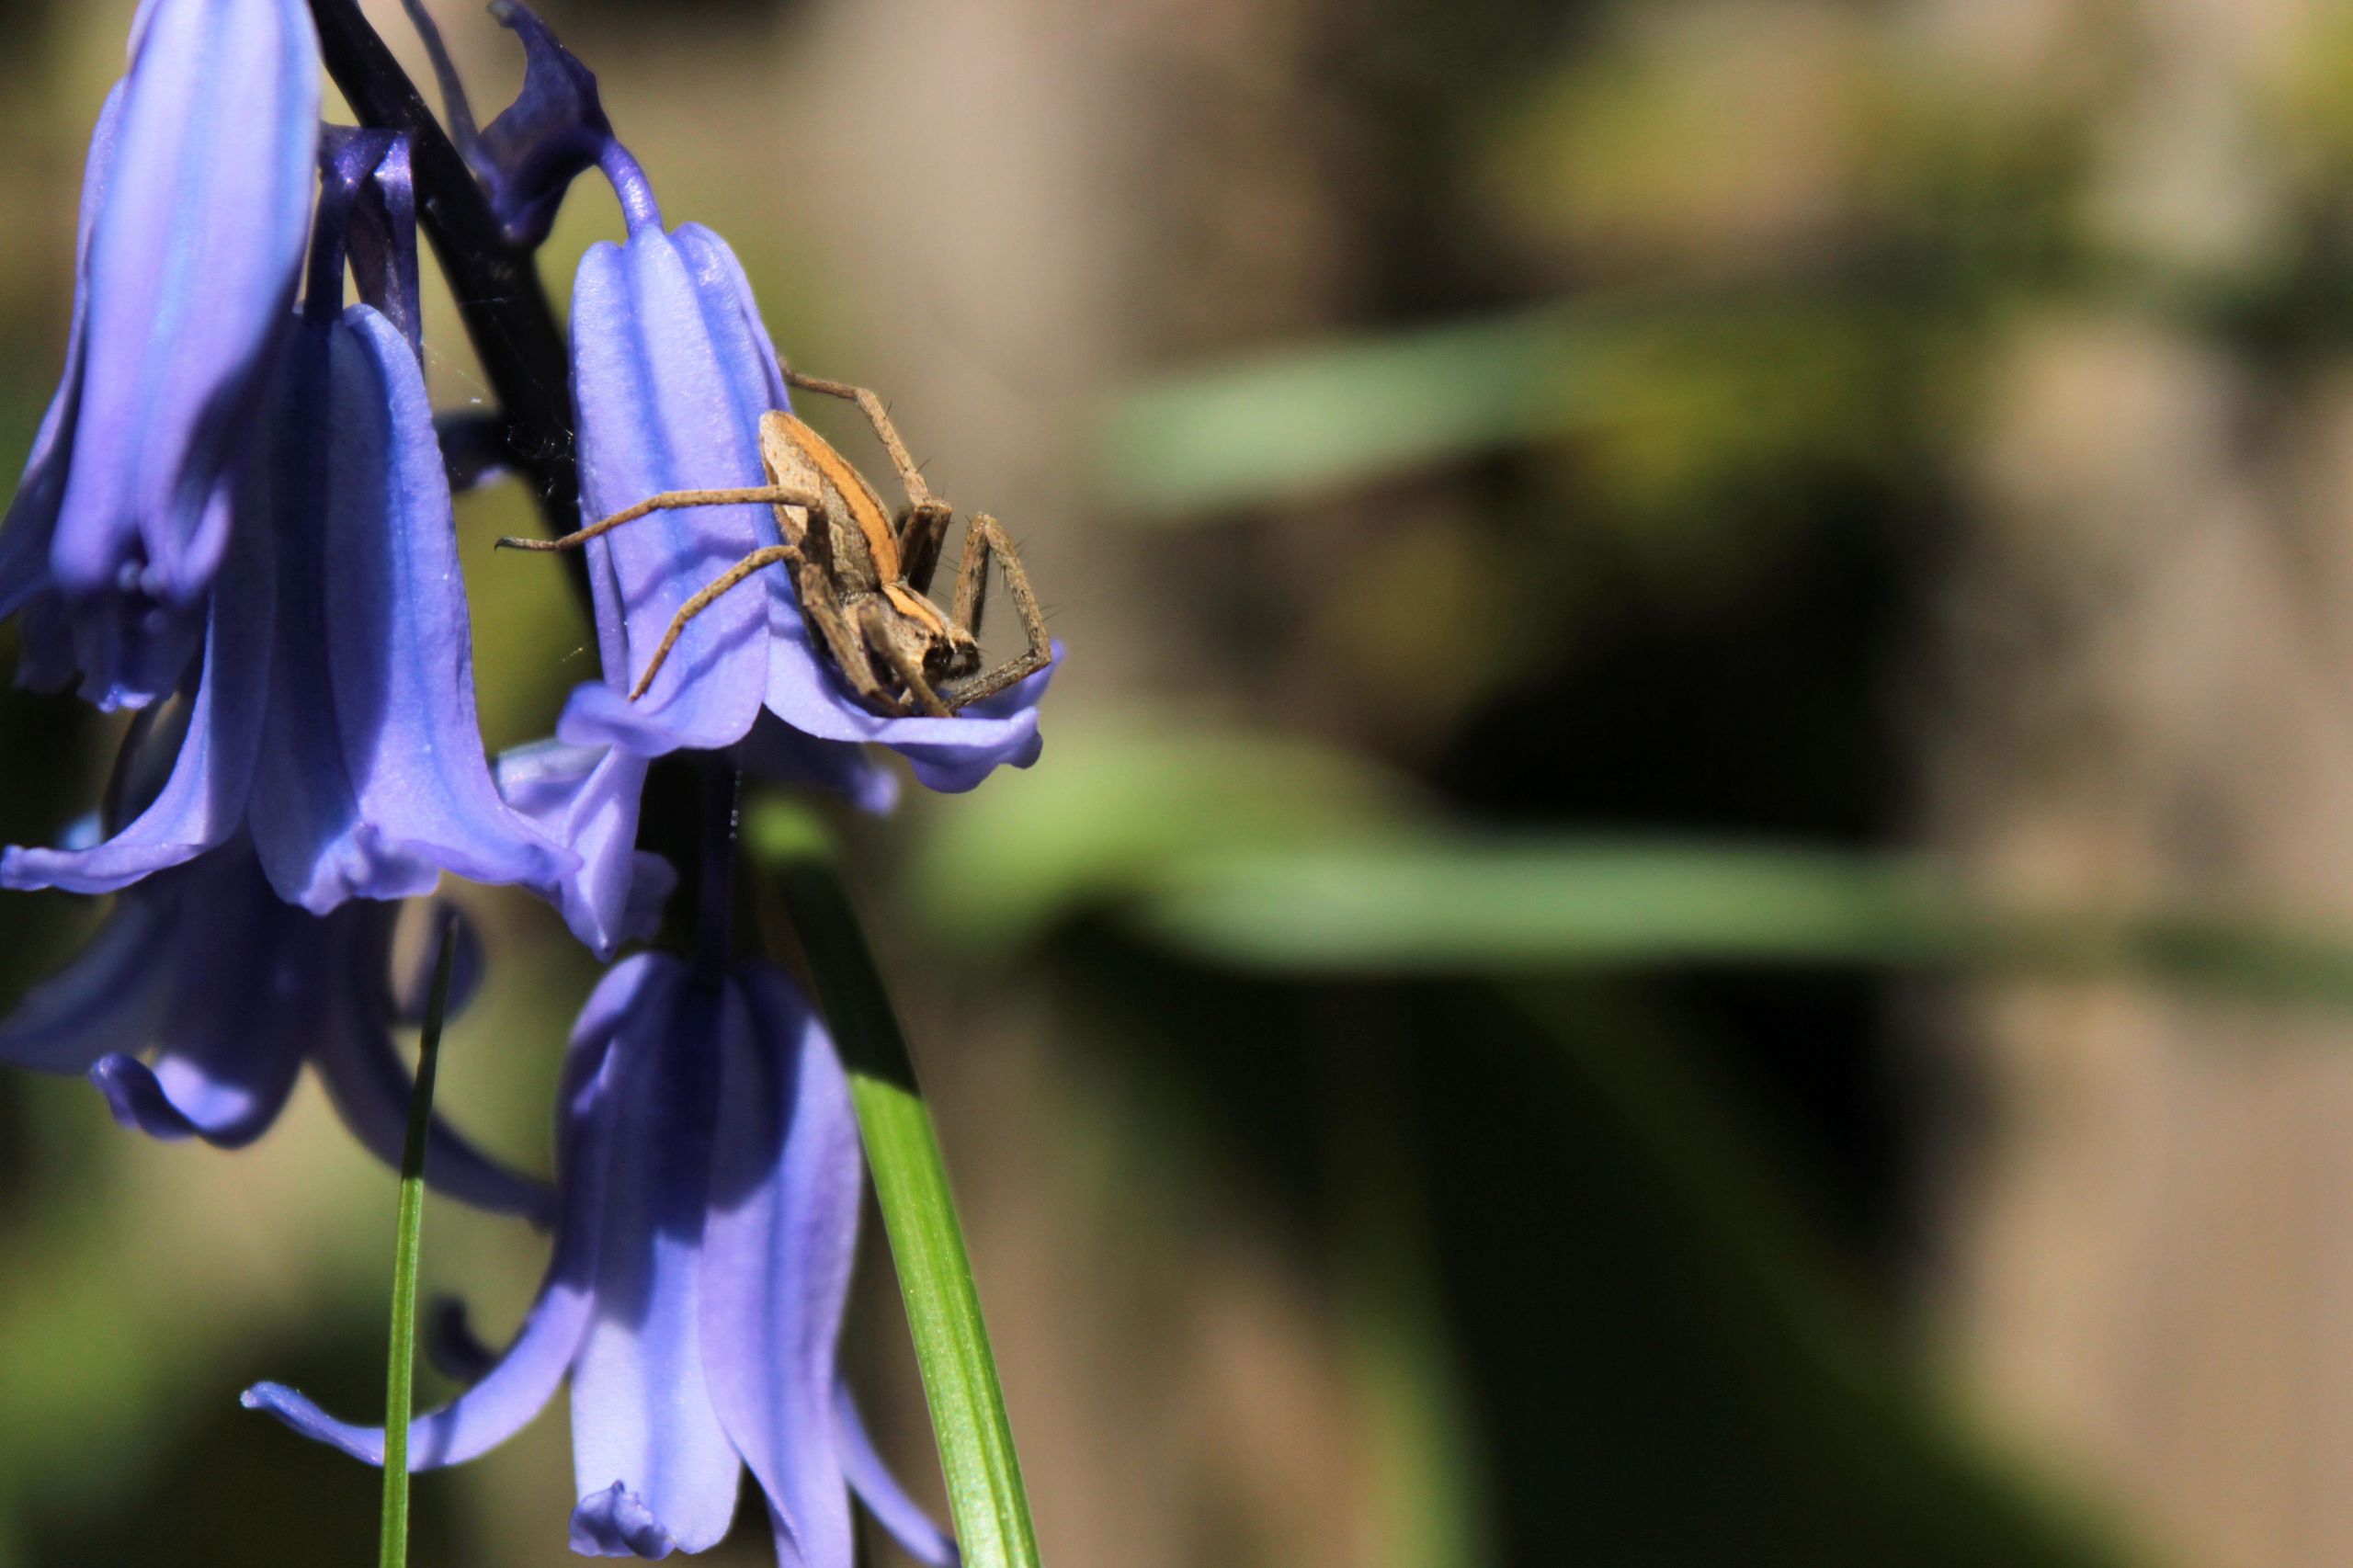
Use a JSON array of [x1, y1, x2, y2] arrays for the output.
[[0, 0, 319, 710], [2, 136, 577, 920], [246, 952, 957, 1565], [493, 713, 904, 954], [0, 838, 549, 1220], [494, 737, 669, 958], [544, 149, 1052, 796], [432, 0, 615, 247]]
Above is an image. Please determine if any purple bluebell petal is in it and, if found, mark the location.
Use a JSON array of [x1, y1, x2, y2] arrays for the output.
[[2, 499, 271, 892], [250, 1237, 596, 1468], [90, 932, 308, 1146], [763, 650, 1056, 795], [834, 1383, 961, 1568], [0, 878, 176, 1073], [0, 82, 124, 654], [666, 224, 792, 423], [242, 959, 642, 1469], [244, 1233, 593, 1470], [90, 853, 318, 1146], [494, 737, 662, 957], [40, 0, 316, 703], [559, 220, 779, 756], [88, 1052, 216, 1139], [703, 967, 861, 1568], [329, 131, 423, 358], [569, 955, 742, 1555], [55, 0, 315, 600], [550, 169, 1056, 796], [470, 0, 612, 247], [87, 1040, 303, 1147], [571, 1481, 677, 1559], [249, 307, 574, 912]]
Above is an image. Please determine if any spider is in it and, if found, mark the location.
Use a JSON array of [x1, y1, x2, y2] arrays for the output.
[[500, 369, 1050, 719]]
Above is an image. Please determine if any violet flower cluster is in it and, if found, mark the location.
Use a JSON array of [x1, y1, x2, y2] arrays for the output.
[[0, 0, 1050, 1560]]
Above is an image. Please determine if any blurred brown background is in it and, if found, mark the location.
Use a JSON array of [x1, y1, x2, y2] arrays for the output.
[[15, 0, 2353, 1564]]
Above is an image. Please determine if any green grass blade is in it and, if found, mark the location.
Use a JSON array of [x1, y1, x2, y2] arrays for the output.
[[1130, 838, 2353, 1006], [379, 915, 459, 1568], [1098, 307, 1579, 516], [1094, 291, 1898, 518], [905, 724, 2353, 1007], [760, 818, 1040, 1568]]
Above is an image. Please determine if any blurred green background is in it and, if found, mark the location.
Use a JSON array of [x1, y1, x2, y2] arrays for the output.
[[16, 0, 2353, 1563]]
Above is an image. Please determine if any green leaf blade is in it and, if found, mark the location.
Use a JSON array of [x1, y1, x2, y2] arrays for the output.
[[769, 848, 1041, 1568]]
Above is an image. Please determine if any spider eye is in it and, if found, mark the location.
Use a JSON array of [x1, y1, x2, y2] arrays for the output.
[[926, 632, 982, 679]]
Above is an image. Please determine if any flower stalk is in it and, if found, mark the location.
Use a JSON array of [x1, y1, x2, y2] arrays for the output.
[[381, 913, 460, 1568]]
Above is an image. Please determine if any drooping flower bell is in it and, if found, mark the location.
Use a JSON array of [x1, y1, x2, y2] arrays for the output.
[[547, 146, 1053, 796], [0, 0, 320, 710], [246, 952, 957, 1565], [0, 837, 549, 1220], [494, 736, 673, 958], [1, 133, 582, 928]]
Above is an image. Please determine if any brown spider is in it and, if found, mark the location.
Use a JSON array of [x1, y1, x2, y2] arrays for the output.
[[500, 369, 1050, 719]]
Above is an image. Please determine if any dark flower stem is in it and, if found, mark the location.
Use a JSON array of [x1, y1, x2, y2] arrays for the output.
[[380, 914, 460, 1568], [694, 763, 744, 974], [305, 0, 579, 549]]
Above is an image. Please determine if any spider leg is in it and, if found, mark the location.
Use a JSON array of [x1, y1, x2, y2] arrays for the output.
[[797, 572, 910, 718], [780, 368, 957, 591], [628, 544, 801, 701], [499, 483, 821, 553], [896, 502, 956, 597], [781, 369, 933, 506], [944, 514, 1051, 710]]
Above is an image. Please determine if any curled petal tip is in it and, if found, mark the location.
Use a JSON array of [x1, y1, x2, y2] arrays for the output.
[[88, 1053, 196, 1141], [240, 1381, 387, 1467], [87, 1051, 283, 1147], [493, 736, 658, 956], [835, 1382, 961, 1567], [571, 1482, 678, 1559], [472, 0, 613, 245]]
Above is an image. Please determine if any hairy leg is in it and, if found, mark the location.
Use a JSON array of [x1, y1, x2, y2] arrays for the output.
[[780, 369, 956, 592], [945, 514, 1051, 710], [499, 484, 819, 553], [798, 574, 910, 718], [628, 544, 801, 701]]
